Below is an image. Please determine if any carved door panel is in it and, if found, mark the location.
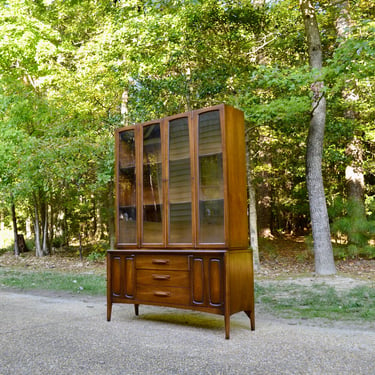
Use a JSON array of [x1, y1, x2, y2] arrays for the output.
[[191, 256, 224, 307], [110, 254, 135, 299]]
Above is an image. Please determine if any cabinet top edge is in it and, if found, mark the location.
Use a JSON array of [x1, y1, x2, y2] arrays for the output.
[[115, 104, 243, 133], [108, 249, 230, 254]]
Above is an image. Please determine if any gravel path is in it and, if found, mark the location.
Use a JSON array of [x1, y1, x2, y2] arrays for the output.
[[1, 288, 374, 375]]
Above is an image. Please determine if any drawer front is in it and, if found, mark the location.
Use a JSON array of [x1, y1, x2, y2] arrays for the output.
[[137, 269, 189, 287], [136, 254, 189, 270], [136, 285, 190, 305]]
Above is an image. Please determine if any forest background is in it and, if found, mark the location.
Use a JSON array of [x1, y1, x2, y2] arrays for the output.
[[0, 0, 374, 272]]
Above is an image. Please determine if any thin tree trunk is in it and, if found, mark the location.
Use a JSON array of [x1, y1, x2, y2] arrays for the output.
[[249, 173, 260, 270], [300, 0, 336, 275], [11, 194, 20, 257], [33, 193, 43, 257], [246, 136, 260, 270], [42, 204, 48, 255], [49, 204, 54, 254], [78, 226, 83, 261], [121, 89, 129, 126]]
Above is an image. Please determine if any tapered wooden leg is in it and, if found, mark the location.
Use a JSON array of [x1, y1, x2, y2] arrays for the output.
[[245, 310, 255, 331], [134, 304, 139, 316], [224, 314, 230, 339], [107, 302, 112, 321]]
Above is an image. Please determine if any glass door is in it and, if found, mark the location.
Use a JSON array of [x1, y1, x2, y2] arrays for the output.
[[168, 117, 192, 244], [118, 129, 137, 244], [142, 123, 163, 244], [197, 110, 225, 244]]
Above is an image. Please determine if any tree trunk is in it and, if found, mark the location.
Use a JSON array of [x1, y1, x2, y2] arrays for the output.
[[246, 137, 260, 270], [248, 172, 260, 270], [300, 0, 336, 275], [11, 194, 20, 257], [33, 198, 43, 257], [121, 89, 129, 126], [42, 203, 48, 255]]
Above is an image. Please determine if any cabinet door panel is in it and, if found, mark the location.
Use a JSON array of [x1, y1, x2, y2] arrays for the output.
[[191, 257, 204, 304], [110, 255, 135, 299], [124, 256, 135, 298], [197, 110, 225, 245], [191, 256, 224, 307], [208, 258, 223, 306], [142, 123, 163, 244], [111, 256, 122, 297], [168, 117, 192, 244], [118, 129, 137, 244]]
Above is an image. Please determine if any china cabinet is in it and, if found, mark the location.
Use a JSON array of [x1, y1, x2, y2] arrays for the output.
[[107, 104, 255, 338]]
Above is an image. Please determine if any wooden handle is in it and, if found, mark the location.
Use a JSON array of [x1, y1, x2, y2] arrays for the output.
[[152, 259, 169, 265], [152, 274, 171, 280], [154, 291, 171, 297]]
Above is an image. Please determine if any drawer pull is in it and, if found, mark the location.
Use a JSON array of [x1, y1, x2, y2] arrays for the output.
[[152, 259, 169, 265], [154, 291, 171, 297], [152, 274, 171, 281]]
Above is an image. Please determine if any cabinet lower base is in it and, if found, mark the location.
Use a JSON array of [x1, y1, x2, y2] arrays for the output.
[[107, 249, 255, 339], [107, 301, 255, 340]]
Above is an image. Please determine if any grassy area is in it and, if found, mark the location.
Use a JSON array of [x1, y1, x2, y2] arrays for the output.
[[256, 282, 375, 322], [0, 268, 106, 296], [1, 267, 374, 323]]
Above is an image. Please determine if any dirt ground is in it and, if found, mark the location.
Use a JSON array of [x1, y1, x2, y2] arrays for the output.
[[1, 237, 374, 282]]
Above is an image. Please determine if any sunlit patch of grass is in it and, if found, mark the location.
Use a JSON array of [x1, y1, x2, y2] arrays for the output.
[[0, 268, 106, 296], [255, 282, 375, 322]]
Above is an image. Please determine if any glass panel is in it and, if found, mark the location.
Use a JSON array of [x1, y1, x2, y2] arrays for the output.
[[168, 117, 192, 243], [143, 124, 163, 243], [198, 111, 224, 243], [118, 130, 136, 244]]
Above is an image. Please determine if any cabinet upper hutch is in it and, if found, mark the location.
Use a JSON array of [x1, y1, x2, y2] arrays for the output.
[[107, 104, 255, 339]]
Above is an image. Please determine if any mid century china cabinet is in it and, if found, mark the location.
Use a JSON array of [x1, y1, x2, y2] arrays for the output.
[[107, 104, 255, 339]]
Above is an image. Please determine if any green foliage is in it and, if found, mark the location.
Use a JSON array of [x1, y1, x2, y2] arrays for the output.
[[330, 198, 375, 259], [0, 268, 106, 295], [256, 281, 375, 322], [0, 0, 375, 256], [87, 242, 107, 262]]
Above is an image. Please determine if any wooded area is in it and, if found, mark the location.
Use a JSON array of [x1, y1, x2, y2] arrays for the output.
[[0, 0, 374, 274]]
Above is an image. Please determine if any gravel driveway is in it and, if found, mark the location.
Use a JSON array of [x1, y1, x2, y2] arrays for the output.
[[1, 288, 374, 375]]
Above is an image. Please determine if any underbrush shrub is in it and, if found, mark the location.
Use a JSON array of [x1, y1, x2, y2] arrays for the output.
[[330, 197, 375, 259]]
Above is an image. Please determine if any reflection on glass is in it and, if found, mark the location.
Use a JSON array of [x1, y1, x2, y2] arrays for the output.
[[169, 203, 192, 243], [199, 154, 223, 200], [198, 111, 222, 155], [169, 118, 190, 160], [198, 111, 224, 244], [168, 117, 192, 243], [118, 130, 136, 244], [119, 130, 135, 168], [143, 124, 163, 243]]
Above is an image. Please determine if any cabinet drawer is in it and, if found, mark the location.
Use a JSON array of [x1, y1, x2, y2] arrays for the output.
[[137, 270, 189, 287], [136, 255, 189, 270], [136, 285, 190, 305]]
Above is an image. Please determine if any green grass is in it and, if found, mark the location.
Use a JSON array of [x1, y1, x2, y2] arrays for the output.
[[1, 267, 374, 323], [0, 268, 106, 296], [255, 281, 375, 322]]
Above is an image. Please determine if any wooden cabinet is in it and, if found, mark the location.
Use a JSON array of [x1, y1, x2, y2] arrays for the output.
[[107, 104, 255, 339]]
